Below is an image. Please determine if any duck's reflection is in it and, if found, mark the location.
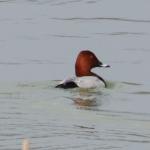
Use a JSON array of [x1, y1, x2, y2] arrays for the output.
[[72, 89, 103, 110], [74, 97, 97, 107]]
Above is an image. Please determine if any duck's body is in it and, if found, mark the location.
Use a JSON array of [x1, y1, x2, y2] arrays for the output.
[[56, 76, 104, 89], [56, 50, 110, 89]]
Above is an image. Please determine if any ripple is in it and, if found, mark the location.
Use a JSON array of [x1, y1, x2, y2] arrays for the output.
[[0, 0, 15, 3], [50, 0, 83, 6], [0, 59, 64, 66], [50, 34, 89, 38], [74, 125, 95, 129], [98, 109, 150, 122], [0, 62, 23, 65], [86, 0, 98, 4], [52, 17, 150, 23], [94, 32, 149, 36], [122, 81, 142, 86], [96, 137, 150, 144], [123, 48, 150, 52], [130, 91, 150, 95]]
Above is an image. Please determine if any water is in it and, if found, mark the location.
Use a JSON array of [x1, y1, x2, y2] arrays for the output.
[[0, 0, 150, 149]]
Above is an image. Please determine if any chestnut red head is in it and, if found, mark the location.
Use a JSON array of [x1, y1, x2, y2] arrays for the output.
[[75, 50, 110, 77]]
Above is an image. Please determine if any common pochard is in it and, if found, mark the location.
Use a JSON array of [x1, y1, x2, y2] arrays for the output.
[[56, 50, 110, 89]]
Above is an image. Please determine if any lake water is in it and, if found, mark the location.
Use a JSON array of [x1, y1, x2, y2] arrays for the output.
[[0, 0, 150, 149]]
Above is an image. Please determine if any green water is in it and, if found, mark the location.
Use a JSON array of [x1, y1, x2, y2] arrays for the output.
[[0, 80, 150, 149]]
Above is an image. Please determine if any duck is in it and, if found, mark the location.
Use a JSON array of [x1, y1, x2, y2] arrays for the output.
[[56, 50, 110, 89]]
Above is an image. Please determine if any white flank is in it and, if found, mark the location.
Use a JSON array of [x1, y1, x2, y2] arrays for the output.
[[75, 76, 104, 88]]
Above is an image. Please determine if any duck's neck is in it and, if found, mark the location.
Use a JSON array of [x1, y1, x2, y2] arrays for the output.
[[76, 69, 107, 88], [91, 72, 107, 88]]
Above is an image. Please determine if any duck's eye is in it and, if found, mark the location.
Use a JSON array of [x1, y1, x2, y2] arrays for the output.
[[90, 55, 94, 59]]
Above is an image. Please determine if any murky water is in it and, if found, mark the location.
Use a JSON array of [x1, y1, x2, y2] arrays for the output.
[[0, 0, 150, 149]]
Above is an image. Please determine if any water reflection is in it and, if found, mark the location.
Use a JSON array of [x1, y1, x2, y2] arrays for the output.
[[64, 81, 114, 110], [74, 97, 97, 108], [68, 88, 105, 110]]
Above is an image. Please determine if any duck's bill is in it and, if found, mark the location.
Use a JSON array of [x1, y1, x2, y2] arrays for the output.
[[99, 64, 110, 68]]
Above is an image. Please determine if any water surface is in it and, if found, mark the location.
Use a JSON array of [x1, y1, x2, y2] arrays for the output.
[[0, 0, 150, 149]]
